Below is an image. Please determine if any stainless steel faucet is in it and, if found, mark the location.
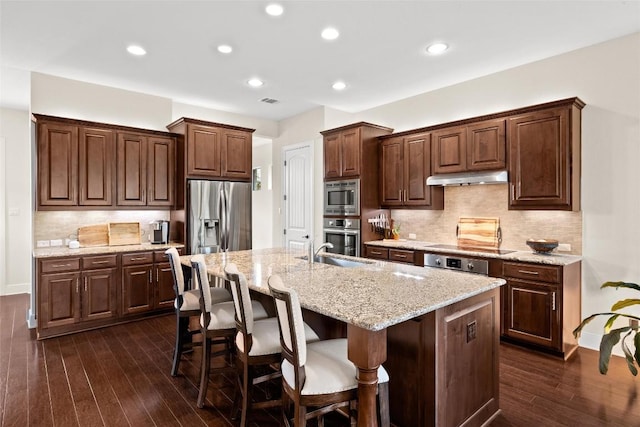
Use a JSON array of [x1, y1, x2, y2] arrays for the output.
[[314, 242, 334, 257]]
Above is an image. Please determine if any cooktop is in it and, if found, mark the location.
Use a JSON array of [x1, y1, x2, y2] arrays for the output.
[[426, 244, 517, 255]]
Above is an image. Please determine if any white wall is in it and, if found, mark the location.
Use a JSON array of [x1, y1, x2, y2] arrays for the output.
[[251, 141, 273, 249], [0, 108, 32, 295]]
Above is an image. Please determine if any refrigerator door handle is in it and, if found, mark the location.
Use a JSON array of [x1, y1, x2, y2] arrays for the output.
[[220, 184, 228, 252]]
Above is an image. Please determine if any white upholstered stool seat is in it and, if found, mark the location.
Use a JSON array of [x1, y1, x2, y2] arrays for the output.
[[282, 338, 389, 396], [177, 286, 232, 311], [202, 300, 269, 331], [236, 316, 319, 357]]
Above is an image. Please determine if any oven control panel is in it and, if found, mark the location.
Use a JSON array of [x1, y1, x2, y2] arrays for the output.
[[424, 253, 489, 276]]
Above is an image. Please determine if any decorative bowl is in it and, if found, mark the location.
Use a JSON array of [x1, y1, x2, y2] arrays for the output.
[[526, 239, 559, 254]]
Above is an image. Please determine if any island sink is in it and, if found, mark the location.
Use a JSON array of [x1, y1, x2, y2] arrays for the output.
[[298, 255, 372, 268]]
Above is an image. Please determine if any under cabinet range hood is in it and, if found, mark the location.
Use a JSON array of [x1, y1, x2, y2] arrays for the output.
[[426, 170, 508, 186]]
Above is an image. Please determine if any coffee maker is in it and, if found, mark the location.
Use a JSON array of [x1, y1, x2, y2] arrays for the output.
[[149, 220, 170, 244]]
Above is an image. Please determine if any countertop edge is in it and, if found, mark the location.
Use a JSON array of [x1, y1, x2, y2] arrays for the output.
[[33, 242, 185, 258]]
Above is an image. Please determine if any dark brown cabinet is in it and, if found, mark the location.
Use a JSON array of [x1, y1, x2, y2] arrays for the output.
[[117, 133, 175, 207], [35, 115, 174, 210], [121, 250, 178, 316], [508, 99, 584, 210], [167, 118, 254, 181], [323, 126, 362, 179], [380, 133, 443, 209], [364, 245, 418, 265], [38, 255, 117, 334], [432, 118, 506, 174], [501, 260, 581, 359]]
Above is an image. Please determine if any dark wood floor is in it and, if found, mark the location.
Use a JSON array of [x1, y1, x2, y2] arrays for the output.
[[1, 293, 638, 427]]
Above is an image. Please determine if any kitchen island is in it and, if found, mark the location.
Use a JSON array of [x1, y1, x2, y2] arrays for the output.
[[180, 248, 505, 427]]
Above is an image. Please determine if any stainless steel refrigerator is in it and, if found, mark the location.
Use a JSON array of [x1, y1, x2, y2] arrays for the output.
[[187, 180, 252, 254]]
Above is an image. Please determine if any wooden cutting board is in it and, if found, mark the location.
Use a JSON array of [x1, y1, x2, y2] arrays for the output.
[[78, 224, 109, 247], [456, 217, 501, 248], [108, 222, 141, 246]]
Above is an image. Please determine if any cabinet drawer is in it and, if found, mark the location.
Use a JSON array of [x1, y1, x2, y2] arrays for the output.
[[122, 252, 154, 266], [389, 249, 415, 264], [82, 254, 117, 269], [503, 262, 560, 284], [40, 257, 81, 274], [154, 247, 183, 263], [365, 246, 389, 260]]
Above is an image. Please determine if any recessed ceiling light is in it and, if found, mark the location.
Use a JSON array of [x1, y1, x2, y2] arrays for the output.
[[248, 78, 264, 88], [126, 45, 146, 56], [332, 81, 347, 91], [426, 42, 448, 55], [321, 27, 340, 40], [265, 3, 284, 16], [217, 44, 233, 54]]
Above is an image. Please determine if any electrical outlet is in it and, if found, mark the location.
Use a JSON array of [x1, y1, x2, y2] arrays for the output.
[[50, 239, 63, 247], [466, 320, 477, 343], [36, 240, 50, 248], [557, 243, 572, 252], [408, 233, 417, 240], [630, 319, 639, 329]]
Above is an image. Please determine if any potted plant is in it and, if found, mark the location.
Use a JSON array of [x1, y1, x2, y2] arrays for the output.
[[392, 223, 401, 240], [573, 281, 640, 375]]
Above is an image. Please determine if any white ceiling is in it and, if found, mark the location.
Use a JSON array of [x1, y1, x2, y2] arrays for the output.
[[1, 1, 639, 121]]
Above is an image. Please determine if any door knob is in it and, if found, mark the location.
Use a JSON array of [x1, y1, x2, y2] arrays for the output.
[[303, 235, 310, 239]]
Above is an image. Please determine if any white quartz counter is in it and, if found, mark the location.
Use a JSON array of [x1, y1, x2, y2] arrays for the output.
[[180, 248, 505, 331], [365, 239, 582, 266], [33, 242, 184, 258]]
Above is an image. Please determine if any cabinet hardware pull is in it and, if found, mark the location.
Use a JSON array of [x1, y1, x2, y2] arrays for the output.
[[156, 268, 159, 282], [149, 271, 152, 283], [511, 183, 515, 200], [395, 254, 407, 258], [84, 277, 87, 292], [518, 270, 539, 275], [76, 279, 79, 294], [404, 189, 407, 202], [130, 257, 147, 261], [91, 260, 110, 265], [399, 190, 402, 202], [552, 292, 556, 311], [371, 250, 382, 255], [52, 263, 72, 268]]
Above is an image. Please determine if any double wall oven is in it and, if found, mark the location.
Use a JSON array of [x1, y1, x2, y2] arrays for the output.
[[323, 179, 361, 257]]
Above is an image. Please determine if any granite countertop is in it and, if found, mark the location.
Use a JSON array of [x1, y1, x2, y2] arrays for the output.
[[33, 242, 184, 258], [180, 248, 505, 332], [364, 239, 582, 266]]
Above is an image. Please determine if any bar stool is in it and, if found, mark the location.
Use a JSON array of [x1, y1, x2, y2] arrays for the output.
[[268, 274, 390, 427], [165, 247, 233, 377], [224, 263, 320, 427]]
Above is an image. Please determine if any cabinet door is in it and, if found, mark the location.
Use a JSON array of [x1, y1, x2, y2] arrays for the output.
[[504, 280, 560, 351], [81, 268, 118, 321], [466, 119, 506, 171], [380, 137, 404, 207], [432, 126, 466, 174], [122, 265, 153, 315], [39, 272, 80, 329], [154, 262, 175, 310], [38, 122, 78, 207], [117, 133, 147, 206], [404, 133, 432, 206], [323, 132, 341, 179], [221, 130, 252, 180], [508, 108, 571, 209], [187, 124, 221, 177], [147, 136, 175, 206], [79, 127, 115, 206], [340, 127, 361, 177]]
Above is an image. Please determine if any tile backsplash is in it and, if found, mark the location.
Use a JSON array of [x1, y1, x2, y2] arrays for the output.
[[391, 185, 582, 254], [34, 210, 171, 245]]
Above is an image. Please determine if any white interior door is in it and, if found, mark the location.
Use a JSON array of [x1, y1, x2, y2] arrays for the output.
[[283, 143, 313, 252]]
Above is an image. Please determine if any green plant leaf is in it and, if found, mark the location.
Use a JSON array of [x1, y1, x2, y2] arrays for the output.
[[599, 327, 630, 374], [620, 330, 638, 376], [573, 312, 618, 338], [601, 281, 640, 292], [603, 314, 620, 333], [611, 299, 640, 311]]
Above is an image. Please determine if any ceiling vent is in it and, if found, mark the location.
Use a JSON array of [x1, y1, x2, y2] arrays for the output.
[[260, 97, 279, 104]]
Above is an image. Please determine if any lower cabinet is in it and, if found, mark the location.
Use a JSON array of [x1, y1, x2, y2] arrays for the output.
[[501, 260, 581, 359], [37, 248, 182, 339], [364, 245, 417, 265]]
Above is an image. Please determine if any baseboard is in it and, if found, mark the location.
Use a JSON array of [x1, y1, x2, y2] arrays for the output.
[[1, 282, 30, 296], [26, 307, 36, 329], [579, 331, 624, 357]]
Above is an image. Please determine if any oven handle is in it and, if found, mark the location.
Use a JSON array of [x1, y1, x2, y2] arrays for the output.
[[323, 229, 360, 236]]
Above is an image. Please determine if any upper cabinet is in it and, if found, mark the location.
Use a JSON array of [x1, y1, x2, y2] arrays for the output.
[[167, 118, 254, 181], [35, 114, 175, 210], [432, 118, 506, 174], [380, 132, 443, 209], [321, 123, 392, 181], [508, 99, 584, 211]]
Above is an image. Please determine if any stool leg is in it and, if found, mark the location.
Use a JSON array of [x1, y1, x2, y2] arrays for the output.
[[240, 361, 251, 427], [171, 314, 187, 377], [197, 335, 211, 408], [378, 382, 390, 427]]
